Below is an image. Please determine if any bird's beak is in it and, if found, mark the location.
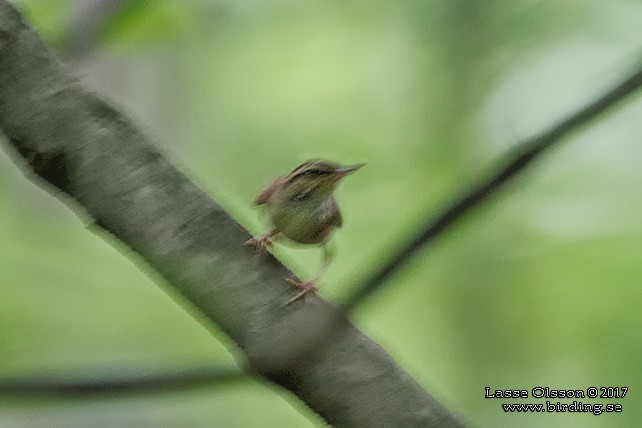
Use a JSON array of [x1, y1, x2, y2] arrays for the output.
[[334, 163, 366, 177]]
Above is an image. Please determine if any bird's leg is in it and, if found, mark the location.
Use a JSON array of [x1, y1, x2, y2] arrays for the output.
[[285, 244, 334, 305], [245, 229, 278, 255]]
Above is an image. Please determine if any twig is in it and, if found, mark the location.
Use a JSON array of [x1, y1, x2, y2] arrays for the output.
[[342, 58, 642, 311], [0, 366, 249, 397]]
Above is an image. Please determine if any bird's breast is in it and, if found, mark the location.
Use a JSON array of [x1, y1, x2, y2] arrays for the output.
[[268, 197, 337, 244]]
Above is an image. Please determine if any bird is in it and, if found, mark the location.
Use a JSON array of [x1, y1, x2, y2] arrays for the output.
[[245, 159, 364, 304]]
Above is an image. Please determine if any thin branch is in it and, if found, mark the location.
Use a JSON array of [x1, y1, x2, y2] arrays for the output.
[[341, 57, 642, 312], [0, 2, 463, 426], [66, 0, 130, 58], [0, 366, 249, 397]]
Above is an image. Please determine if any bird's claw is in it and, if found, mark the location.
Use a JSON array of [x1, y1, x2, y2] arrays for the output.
[[245, 234, 273, 254], [284, 276, 318, 305]]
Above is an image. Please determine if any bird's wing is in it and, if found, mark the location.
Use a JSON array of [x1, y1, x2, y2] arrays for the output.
[[328, 197, 343, 228], [254, 176, 285, 205]]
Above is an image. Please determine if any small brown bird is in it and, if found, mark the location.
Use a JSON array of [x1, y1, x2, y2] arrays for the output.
[[246, 159, 364, 304]]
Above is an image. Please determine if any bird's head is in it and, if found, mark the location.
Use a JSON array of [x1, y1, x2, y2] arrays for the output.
[[283, 159, 364, 201]]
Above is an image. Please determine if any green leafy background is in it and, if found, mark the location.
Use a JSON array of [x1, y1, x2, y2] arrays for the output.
[[1, 0, 642, 426]]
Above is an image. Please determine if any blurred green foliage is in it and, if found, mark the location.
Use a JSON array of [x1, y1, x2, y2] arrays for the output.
[[2, 0, 642, 427]]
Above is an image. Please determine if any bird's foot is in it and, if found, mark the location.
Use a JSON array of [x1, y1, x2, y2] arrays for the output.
[[284, 276, 318, 305], [244, 233, 274, 254]]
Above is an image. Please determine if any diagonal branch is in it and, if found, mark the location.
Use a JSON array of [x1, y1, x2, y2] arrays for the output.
[[0, 366, 249, 397], [0, 2, 463, 426], [341, 57, 642, 312]]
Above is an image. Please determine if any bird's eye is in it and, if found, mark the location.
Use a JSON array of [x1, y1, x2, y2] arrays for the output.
[[304, 169, 326, 176], [290, 167, 329, 182]]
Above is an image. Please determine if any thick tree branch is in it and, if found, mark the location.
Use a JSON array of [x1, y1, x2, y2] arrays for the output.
[[0, 2, 463, 426], [342, 56, 642, 312]]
